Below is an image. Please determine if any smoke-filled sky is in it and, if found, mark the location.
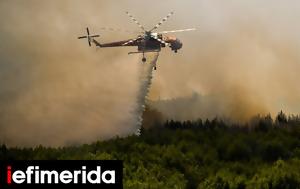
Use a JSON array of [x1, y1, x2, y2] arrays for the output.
[[0, 0, 300, 146]]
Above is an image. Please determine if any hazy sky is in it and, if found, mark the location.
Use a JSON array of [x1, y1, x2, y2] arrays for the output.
[[0, 0, 300, 146]]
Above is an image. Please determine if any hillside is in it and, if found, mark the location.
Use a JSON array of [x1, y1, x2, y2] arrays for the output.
[[1, 112, 300, 189]]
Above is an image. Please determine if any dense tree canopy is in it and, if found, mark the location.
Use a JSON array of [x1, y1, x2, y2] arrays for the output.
[[1, 111, 300, 189]]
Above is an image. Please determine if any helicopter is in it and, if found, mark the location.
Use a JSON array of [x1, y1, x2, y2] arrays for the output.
[[78, 12, 195, 69]]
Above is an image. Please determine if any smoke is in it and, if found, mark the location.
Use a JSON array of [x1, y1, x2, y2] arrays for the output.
[[1, 0, 300, 146], [147, 0, 300, 121], [0, 1, 153, 147]]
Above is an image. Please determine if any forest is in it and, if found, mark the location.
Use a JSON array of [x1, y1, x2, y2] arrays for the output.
[[1, 110, 300, 189]]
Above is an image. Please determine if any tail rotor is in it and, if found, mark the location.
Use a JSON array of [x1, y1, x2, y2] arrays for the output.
[[78, 27, 100, 47]]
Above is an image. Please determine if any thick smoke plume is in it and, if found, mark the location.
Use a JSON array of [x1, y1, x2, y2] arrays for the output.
[[0, 1, 152, 147], [147, 0, 300, 122]]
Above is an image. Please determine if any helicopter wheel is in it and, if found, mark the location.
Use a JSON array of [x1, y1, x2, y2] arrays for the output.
[[142, 57, 146, 63]]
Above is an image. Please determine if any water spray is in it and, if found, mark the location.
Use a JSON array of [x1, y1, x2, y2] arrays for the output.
[[134, 53, 159, 135]]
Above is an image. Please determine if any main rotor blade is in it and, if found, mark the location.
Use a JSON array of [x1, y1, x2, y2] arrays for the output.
[[151, 35, 169, 46], [99, 27, 142, 34], [78, 36, 88, 39], [91, 35, 100, 38], [126, 12, 146, 32], [150, 12, 174, 32], [122, 37, 141, 46], [158, 28, 196, 34], [86, 27, 90, 35]]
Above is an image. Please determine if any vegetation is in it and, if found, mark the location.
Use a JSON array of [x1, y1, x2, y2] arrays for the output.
[[1, 111, 300, 189]]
